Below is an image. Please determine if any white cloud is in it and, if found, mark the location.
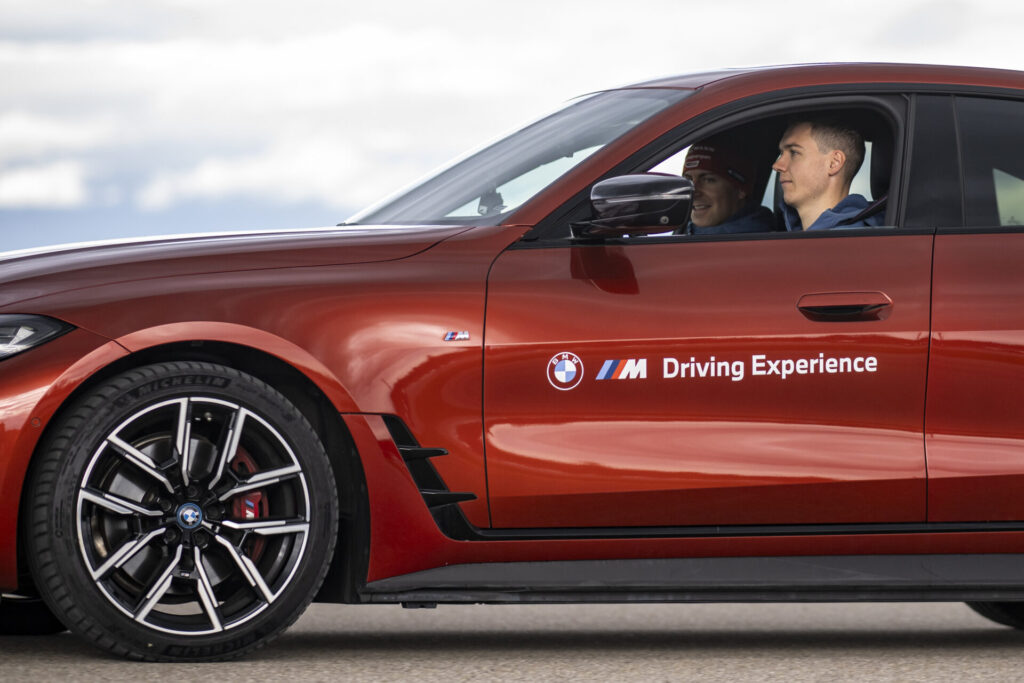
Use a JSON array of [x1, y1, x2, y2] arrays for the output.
[[0, 112, 111, 163], [0, 160, 89, 208], [137, 134, 382, 210]]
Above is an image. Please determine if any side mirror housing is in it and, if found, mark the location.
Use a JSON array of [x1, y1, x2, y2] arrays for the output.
[[571, 174, 693, 239]]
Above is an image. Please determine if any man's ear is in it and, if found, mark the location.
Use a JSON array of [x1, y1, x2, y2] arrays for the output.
[[827, 149, 847, 178]]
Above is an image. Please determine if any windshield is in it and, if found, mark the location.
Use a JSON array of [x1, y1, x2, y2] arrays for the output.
[[346, 88, 692, 226]]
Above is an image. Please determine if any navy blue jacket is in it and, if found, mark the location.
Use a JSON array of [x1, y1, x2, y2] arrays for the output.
[[782, 194, 884, 231], [688, 204, 775, 235]]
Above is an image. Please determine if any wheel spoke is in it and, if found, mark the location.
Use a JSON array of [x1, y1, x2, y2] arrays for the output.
[[209, 407, 247, 489], [193, 547, 223, 633], [218, 518, 309, 537], [106, 434, 175, 494], [175, 398, 193, 487], [90, 527, 166, 581], [80, 488, 163, 518], [133, 545, 183, 623], [213, 534, 275, 604], [216, 464, 301, 501]]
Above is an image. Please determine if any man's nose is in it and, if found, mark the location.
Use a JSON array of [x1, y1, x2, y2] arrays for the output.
[[772, 156, 785, 173]]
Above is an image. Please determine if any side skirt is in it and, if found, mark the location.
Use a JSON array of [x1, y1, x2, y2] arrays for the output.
[[361, 555, 1024, 604]]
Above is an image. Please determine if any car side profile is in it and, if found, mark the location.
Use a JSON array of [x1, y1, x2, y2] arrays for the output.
[[4, 63, 1024, 660]]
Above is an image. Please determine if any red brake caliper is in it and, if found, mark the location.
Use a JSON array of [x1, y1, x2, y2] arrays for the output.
[[230, 447, 268, 560]]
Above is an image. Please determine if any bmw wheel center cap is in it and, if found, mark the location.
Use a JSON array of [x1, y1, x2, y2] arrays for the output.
[[176, 502, 203, 530]]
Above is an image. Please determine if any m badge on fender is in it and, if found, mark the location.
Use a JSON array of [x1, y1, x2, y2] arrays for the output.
[[547, 352, 584, 391]]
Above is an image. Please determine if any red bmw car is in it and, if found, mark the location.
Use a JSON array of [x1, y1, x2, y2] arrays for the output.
[[3, 63, 1024, 660]]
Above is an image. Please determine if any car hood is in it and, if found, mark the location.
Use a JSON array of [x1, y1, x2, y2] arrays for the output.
[[0, 225, 471, 309]]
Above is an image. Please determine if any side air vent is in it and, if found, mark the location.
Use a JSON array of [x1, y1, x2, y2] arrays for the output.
[[382, 416, 478, 516], [421, 490, 477, 508], [399, 447, 449, 462]]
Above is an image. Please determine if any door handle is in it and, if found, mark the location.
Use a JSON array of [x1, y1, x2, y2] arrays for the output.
[[797, 291, 893, 322]]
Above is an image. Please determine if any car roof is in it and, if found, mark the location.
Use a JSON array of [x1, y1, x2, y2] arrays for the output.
[[617, 63, 1024, 92]]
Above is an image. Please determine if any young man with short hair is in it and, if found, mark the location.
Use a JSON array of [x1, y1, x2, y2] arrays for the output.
[[773, 118, 884, 231]]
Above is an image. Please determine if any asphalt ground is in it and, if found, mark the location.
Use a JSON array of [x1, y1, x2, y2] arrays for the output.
[[3, 602, 1024, 681]]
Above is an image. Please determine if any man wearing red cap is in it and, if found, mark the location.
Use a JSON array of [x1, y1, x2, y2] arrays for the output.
[[682, 141, 775, 235]]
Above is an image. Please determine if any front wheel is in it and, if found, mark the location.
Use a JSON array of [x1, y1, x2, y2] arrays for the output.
[[25, 361, 338, 661]]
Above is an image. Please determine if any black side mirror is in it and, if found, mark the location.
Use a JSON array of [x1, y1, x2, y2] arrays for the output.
[[571, 174, 693, 239]]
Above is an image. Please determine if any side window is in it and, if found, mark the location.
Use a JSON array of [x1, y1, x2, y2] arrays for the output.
[[528, 98, 904, 241], [643, 107, 893, 234], [957, 97, 1024, 227]]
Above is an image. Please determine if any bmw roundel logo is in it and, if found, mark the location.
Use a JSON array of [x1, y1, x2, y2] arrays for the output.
[[547, 352, 584, 391], [176, 503, 203, 530]]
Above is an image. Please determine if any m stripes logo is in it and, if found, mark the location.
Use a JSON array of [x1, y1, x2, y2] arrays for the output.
[[596, 358, 647, 380]]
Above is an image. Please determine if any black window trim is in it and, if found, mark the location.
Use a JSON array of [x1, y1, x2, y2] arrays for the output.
[[508, 225, 936, 251], [902, 94, 963, 231], [952, 94, 968, 228]]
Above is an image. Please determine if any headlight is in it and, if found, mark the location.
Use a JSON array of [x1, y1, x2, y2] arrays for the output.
[[0, 315, 74, 361]]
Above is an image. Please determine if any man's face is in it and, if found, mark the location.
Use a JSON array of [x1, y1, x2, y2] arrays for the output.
[[684, 168, 745, 227], [772, 123, 831, 209]]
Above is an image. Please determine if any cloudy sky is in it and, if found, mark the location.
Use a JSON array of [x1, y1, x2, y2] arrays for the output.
[[1, 0, 1020, 251]]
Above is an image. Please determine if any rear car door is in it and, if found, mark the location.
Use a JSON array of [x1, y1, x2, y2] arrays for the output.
[[926, 94, 1024, 521]]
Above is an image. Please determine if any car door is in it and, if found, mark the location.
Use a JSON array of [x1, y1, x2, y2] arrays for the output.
[[482, 103, 932, 530], [926, 94, 1024, 522], [482, 229, 932, 529]]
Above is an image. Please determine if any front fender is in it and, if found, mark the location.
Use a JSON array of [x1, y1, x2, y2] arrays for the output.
[[115, 321, 359, 413]]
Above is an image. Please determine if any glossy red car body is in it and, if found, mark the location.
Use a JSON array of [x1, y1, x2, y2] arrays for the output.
[[5, 63, 1024, 658]]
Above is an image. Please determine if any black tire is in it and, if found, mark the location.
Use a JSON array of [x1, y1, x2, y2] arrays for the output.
[[0, 594, 67, 635], [965, 601, 1024, 629], [25, 361, 338, 661]]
